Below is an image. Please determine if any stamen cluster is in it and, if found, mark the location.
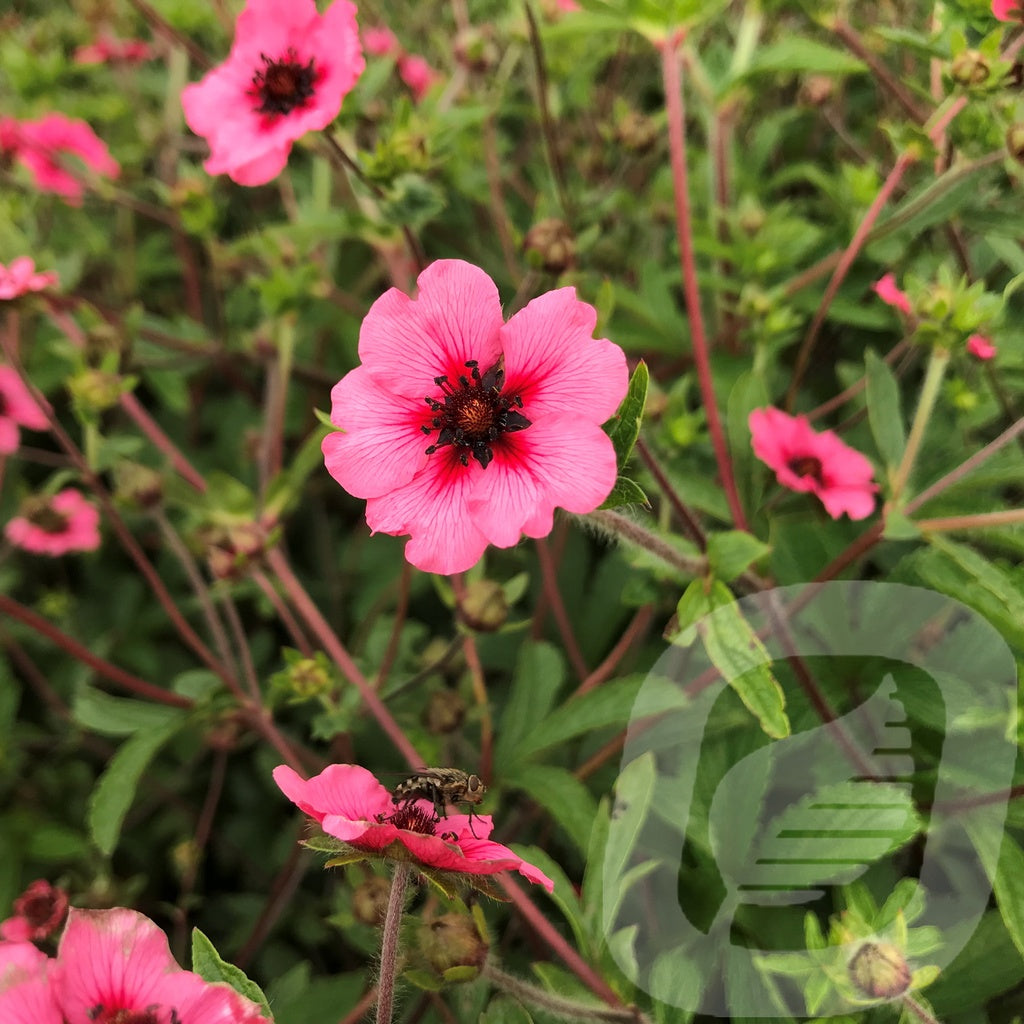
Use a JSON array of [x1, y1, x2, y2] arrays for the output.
[[248, 49, 319, 118]]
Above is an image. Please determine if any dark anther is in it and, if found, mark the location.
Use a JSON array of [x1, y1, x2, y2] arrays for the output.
[[248, 48, 319, 119]]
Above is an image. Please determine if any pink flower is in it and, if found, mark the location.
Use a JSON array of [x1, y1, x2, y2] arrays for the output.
[[5, 490, 101, 555], [749, 407, 878, 520], [0, 365, 49, 455], [0, 881, 68, 943], [10, 114, 119, 206], [0, 258, 58, 301], [51, 908, 268, 1024], [74, 34, 153, 65], [273, 764, 554, 892], [363, 26, 399, 57], [398, 54, 440, 102], [557, 0, 582, 9], [0, 942, 60, 1024], [181, 0, 364, 186], [323, 260, 627, 575], [967, 333, 997, 360], [872, 273, 912, 315], [993, 0, 1022, 19]]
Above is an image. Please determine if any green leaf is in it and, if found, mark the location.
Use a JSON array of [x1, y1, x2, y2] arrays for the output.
[[598, 475, 649, 510], [865, 349, 906, 470], [265, 422, 331, 518], [480, 996, 535, 1024], [503, 763, 598, 853], [605, 360, 649, 469], [706, 531, 770, 582], [72, 684, 185, 738], [191, 928, 273, 1018], [313, 406, 338, 430], [741, 37, 868, 77], [495, 642, 564, 767], [86, 717, 183, 857], [965, 820, 1024, 960]]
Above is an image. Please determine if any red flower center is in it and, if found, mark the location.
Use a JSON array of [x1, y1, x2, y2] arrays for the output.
[[422, 359, 531, 469], [14, 884, 67, 937], [26, 504, 69, 534], [248, 49, 319, 118], [378, 803, 438, 834], [787, 455, 824, 486], [91, 1007, 167, 1024]]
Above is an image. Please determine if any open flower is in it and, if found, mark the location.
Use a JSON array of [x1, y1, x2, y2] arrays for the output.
[[323, 259, 627, 574], [9, 114, 119, 205], [749, 407, 878, 520], [5, 490, 101, 555], [872, 273, 911, 315], [967, 333, 997, 360], [993, 0, 1022, 19], [0, 366, 49, 454], [0, 881, 68, 943], [273, 764, 554, 892], [51, 909, 268, 1024], [0, 258, 58, 300], [0, 942, 60, 1024], [181, 0, 364, 186]]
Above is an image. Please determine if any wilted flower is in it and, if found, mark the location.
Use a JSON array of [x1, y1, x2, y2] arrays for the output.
[[0, 258, 58, 300], [0, 881, 68, 943], [967, 333, 997, 360], [181, 0, 364, 186], [749, 407, 878, 520], [5, 490, 101, 555], [398, 54, 440, 102], [0, 366, 49, 454], [872, 273, 912, 315], [6, 114, 119, 205], [273, 763, 555, 891], [322, 259, 627, 574]]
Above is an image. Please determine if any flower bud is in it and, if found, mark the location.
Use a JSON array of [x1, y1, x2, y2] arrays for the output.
[[457, 579, 508, 632], [848, 941, 911, 1000], [523, 218, 576, 274], [206, 520, 271, 580], [1006, 123, 1024, 165], [68, 368, 123, 415], [454, 27, 500, 73], [423, 688, 466, 734], [950, 51, 989, 86], [800, 74, 835, 106], [352, 876, 391, 926], [416, 912, 489, 979], [614, 109, 658, 154], [289, 656, 333, 699], [114, 462, 164, 510]]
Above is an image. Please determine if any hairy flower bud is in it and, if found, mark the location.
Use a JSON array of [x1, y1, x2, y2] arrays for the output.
[[614, 109, 658, 154], [114, 462, 164, 510], [950, 51, 989, 86], [848, 941, 911, 1000], [68, 368, 123, 415], [458, 579, 508, 632], [416, 912, 489, 980], [523, 218, 576, 274], [423, 688, 466, 734], [1006, 123, 1024, 165], [352, 876, 391, 926], [454, 27, 499, 73]]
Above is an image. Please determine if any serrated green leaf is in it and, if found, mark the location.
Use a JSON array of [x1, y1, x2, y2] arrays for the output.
[[706, 530, 770, 582], [87, 717, 183, 857], [605, 360, 648, 469], [191, 928, 273, 1018], [72, 684, 185, 738], [598, 475, 649, 510], [741, 37, 868, 77], [865, 349, 906, 470], [504, 763, 597, 853]]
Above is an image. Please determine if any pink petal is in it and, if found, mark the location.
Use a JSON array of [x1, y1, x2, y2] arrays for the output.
[[358, 260, 504, 400], [273, 764, 393, 832], [0, 419, 19, 454], [365, 452, 490, 574], [501, 288, 628, 425], [204, 138, 292, 186], [231, 0, 321, 60], [872, 273, 911, 314], [967, 334, 997, 360], [0, 943, 60, 1024], [322, 365, 431, 499], [818, 484, 877, 521], [993, 0, 1022, 19]]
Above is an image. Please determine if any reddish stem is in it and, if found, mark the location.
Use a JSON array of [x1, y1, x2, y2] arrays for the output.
[[661, 34, 748, 531], [120, 392, 207, 492], [575, 605, 655, 697], [534, 536, 589, 681]]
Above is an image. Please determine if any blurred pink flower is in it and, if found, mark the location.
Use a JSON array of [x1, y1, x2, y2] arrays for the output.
[[74, 34, 153, 64], [967, 333, 997, 360], [9, 114, 119, 205], [0, 365, 49, 455], [0, 881, 68, 943], [558, 0, 582, 9], [363, 25, 399, 57], [0, 258, 58, 300], [398, 54, 440, 102], [993, 0, 1022, 19], [274, 763, 554, 891], [749, 407, 878, 520], [51, 909, 268, 1024], [5, 490, 101, 555], [322, 259, 627, 574], [0, 117, 21, 152], [181, 0, 364, 186], [0, 942, 60, 1024], [872, 273, 911, 315]]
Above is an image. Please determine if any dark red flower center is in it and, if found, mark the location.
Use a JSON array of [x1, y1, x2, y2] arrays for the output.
[[26, 504, 69, 534], [89, 1006, 173, 1024], [787, 455, 824, 486], [14, 882, 67, 937], [248, 49, 319, 118], [378, 804, 438, 834], [422, 359, 531, 469]]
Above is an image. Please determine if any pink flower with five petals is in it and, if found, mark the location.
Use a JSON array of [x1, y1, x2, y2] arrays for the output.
[[0, 365, 49, 455], [0, 880, 68, 943], [0, 258, 58, 301], [181, 0, 364, 186], [0, 942, 60, 1024], [749, 407, 878, 520], [323, 260, 628, 575], [273, 763, 554, 891], [5, 490, 101, 556]]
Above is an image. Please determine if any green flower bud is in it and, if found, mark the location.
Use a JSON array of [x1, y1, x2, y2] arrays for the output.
[[68, 369, 123, 415], [416, 912, 489, 980], [950, 51, 989, 86], [352, 876, 391, 926], [524, 219, 576, 275], [458, 579, 508, 632], [423, 689, 466, 734], [848, 941, 911, 1000], [1006, 124, 1024, 165]]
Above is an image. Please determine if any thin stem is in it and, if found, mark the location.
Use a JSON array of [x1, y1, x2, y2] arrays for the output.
[[534, 537, 589, 681], [634, 437, 707, 548], [786, 151, 916, 410], [126, 0, 213, 68], [575, 605, 654, 697], [903, 996, 944, 1024], [483, 111, 521, 280], [376, 561, 412, 691], [221, 593, 263, 704], [375, 863, 411, 1024], [661, 33, 748, 530], [891, 348, 950, 503], [806, 340, 913, 421], [450, 575, 494, 779], [915, 509, 1024, 532], [120, 392, 208, 492], [586, 509, 706, 578], [483, 964, 646, 1023], [253, 570, 314, 656], [265, 547, 423, 768]]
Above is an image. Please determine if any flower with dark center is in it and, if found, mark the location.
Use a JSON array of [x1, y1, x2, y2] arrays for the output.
[[0, 879, 68, 941], [786, 455, 824, 487], [181, 0, 364, 186], [422, 360, 531, 469], [5, 489, 101, 556]]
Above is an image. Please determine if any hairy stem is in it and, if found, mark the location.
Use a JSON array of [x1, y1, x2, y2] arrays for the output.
[[586, 509, 705, 578], [375, 863, 412, 1024], [483, 964, 645, 1023], [891, 347, 950, 503]]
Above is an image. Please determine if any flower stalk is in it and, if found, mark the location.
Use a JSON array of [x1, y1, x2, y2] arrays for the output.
[[483, 964, 645, 1023], [375, 862, 411, 1024], [891, 347, 950, 503]]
